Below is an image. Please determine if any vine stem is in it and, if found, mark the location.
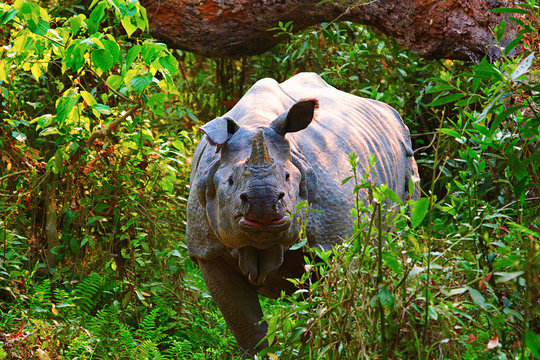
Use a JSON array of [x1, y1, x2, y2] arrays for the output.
[[377, 201, 387, 360], [423, 109, 444, 347]]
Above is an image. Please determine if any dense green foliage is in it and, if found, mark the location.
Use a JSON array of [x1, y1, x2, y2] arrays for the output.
[[0, 0, 538, 359]]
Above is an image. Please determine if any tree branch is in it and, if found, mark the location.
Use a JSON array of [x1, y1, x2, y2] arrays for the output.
[[70, 102, 143, 165], [141, 0, 521, 61]]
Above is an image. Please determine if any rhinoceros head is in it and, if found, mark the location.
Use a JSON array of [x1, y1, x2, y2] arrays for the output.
[[198, 99, 318, 257]]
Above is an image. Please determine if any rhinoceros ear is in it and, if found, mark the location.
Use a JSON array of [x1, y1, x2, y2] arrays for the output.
[[200, 116, 240, 146], [270, 99, 318, 136]]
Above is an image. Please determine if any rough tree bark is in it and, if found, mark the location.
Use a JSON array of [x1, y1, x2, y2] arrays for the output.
[[141, 0, 520, 61]]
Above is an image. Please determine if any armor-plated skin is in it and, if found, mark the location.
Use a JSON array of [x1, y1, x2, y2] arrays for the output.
[[186, 72, 419, 356]]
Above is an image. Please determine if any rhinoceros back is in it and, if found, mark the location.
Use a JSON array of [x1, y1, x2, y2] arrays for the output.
[[277, 73, 418, 249]]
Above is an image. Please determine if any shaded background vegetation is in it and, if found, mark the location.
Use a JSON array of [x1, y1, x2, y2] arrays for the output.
[[0, 0, 538, 359]]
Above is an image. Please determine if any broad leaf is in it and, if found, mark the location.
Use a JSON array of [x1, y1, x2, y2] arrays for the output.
[[411, 197, 429, 229], [130, 73, 153, 94], [92, 49, 115, 72], [511, 52, 535, 80], [106, 75, 123, 90]]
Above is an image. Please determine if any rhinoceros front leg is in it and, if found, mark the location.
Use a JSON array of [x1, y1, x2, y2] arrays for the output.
[[198, 256, 268, 357]]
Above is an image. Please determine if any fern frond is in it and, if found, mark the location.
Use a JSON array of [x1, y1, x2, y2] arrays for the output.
[[73, 272, 103, 314]]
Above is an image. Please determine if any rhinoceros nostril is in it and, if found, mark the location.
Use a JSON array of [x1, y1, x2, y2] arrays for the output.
[[277, 192, 285, 201], [240, 193, 249, 203]]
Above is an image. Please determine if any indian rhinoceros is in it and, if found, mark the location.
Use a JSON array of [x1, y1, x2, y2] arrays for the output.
[[186, 72, 419, 356]]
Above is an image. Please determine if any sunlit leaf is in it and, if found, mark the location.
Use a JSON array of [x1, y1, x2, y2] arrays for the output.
[[0, 9, 18, 27], [92, 103, 112, 115], [511, 52, 535, 80], [495, 271, 524, 283], [81, 91, 97, 106], [39, 127, 60, 136], [106, 74, 123, 90], [11, 131, 26, 142]]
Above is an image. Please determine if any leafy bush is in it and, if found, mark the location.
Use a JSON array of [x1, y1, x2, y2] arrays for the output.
[[257, 4, 538, 359], [0, 0, 538, 359]]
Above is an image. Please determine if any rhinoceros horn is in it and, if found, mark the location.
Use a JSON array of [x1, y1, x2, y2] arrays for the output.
[[246, 129, 274, 167]]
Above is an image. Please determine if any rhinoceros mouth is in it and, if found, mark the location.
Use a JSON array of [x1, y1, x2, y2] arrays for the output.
[[238, 215, 289, 231]]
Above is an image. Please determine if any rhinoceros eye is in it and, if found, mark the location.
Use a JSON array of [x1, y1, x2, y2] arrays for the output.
[[285, 171, 290, 181], [227, 176, 234, 186]]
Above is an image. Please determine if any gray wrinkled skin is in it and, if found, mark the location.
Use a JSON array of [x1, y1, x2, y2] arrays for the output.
[[186, 73, 419, 356]]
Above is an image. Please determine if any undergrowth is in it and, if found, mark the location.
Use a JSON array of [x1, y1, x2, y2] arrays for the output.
[[0, 0, 538, 359]]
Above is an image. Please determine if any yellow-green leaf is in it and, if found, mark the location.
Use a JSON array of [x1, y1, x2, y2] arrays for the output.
[[31, 63, 42, 81], [81, 91, 97, 106]]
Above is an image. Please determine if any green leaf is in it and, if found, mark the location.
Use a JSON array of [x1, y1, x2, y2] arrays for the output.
[[81, 91, 97, 106], [439, 128, 463, 140], [411, 197, 430, 229], [489, 105, 525, 135], [54, 149, 65, 174], [490, 7, 530, 14], [494, 19, 506, 43], [87, 2, 107, 35], [158, 54, 178, 76], [92, 49, 114, 72], [508, 222, 539, 239], [382, 251, 402, 274], [92, 103, 111, 115], [126, 45, 141, 69], [511, 52, 535, 80], [505, 34, 523, 55], [466, 286, 486, 310], [130, 73, 153, 94], [426, 84, 454, 94], [289, 237, 307, 251], [425, 93, 464, 107], [106, 75, 123, 90], [35, 114, 54, 129], [65, 41, 87, 71], [525, 331, 540, 360], [20, 2, 48, 35], [141, 42, 163, 64], [0, 9, 18, 27], [56, 96, 79, 123], [383, 187, 402, 203], [148, 92, 167, 116], [444, 287, 467, 296], [103, 39, 120, 66], [379, 286, 394, 308], [171, 140, 184, 151], [70, 237, 80, 255], [68, 14, 85, 35]]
